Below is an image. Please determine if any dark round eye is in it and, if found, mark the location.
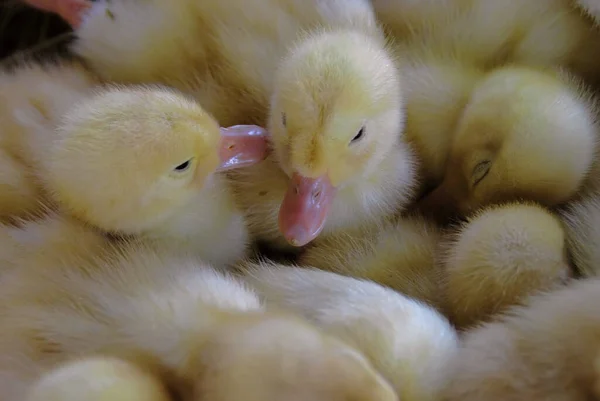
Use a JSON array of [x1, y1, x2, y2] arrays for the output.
[[351, 127, 365, 143], [174, 159, 192, 172], [281, 112, 287, 127]]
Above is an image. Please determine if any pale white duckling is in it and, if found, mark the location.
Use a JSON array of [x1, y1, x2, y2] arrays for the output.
[[299, 214, 444, 310], [0, 242, 396, 401], [0, 60, 98, 220], [241, 261, 459, 401], [229, 30, 416, 249], [440, 202, 571, 329], [418, 65, 598, 223], [35, 86, 268, 267], [443, 277, 600, 401], [560, 189, 600, 277]]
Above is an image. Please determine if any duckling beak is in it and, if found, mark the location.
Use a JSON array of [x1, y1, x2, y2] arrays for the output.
[[278, 173, 337, 247], [217, 125, 269, 171]]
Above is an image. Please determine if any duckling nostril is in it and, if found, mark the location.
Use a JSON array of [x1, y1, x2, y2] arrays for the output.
[[227, 144, 235, 150], [294, 185, 300, 195], [313, 189, 321, 200]]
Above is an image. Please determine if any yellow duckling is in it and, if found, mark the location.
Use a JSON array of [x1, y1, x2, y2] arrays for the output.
[[0, 60, 98, 220], [299, 214, 444, 309], [229, 30, 416, 249], [560, 190, 600, 277], [444, 277, 600, 401], [440, 202, 571, 329], [241, 261, 459, 401], [35, 85, 268, 267], [418, 65, 598, 222], [0, 242, 396, 401], [68, 0, 416, 250]]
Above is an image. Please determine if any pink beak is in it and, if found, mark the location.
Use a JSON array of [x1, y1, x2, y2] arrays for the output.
[[217, 125, 269, 171], [23, 0, 92, 28]]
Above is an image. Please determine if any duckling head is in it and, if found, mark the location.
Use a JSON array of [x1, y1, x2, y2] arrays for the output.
[[419, 66, 597, 223], [44, 86, 268, 234], [269, 30, 403, 247]]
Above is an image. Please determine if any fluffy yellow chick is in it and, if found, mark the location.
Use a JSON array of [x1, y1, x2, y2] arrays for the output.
[[418, 65, 598, 222], [440, 202, 571, 329], [0, 60, 98, 220], [299, 214, 444, 309], [230, 30, 416, 249], [241, 262, 459, 401], [68, 0, 416, 250], [560, 190, 600, 277], [0, 241, 396, 401], [35, 85, 268, 267], [444, 277, 600, 401]]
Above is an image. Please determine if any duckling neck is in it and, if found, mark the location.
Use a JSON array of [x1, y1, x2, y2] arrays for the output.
[[142, 176, 249, 268], [325, 144, 416, 234]]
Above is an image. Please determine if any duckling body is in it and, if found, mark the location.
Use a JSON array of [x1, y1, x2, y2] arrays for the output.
[[418, 65, 598, 222], [71, 0, 417, 251], [444, 277, 600, 401], [242, 262, 459, 401], [0, 241, 395, 401], [440, 202, 571, 329], [299, 214, 444, 309], [0, 60, 97, 220]]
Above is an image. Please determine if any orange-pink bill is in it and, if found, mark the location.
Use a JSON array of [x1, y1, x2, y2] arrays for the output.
[[23, 0, 92, 28], [217, 125, 270, 171], [278, 173, 337, 247]]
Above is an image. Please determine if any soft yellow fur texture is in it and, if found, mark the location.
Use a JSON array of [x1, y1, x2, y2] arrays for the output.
[[241, 262, 459, 401], [418, 65, 598, 221], [440, 202, 571, 329], [299, 214, 444, 309], [72, 0, 417, 251], [444, 277, 600, 401], [0, 239, 395, 401]]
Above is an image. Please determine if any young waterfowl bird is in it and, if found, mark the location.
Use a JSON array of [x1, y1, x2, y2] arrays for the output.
[[444, 277, 600, 401], [39, 85, 267, 267], [440, 202, 571, 329], [66, 0, 416, 251], [299, 214, 444, 309], [241, 262, 459, 401], [418, 65, 598, 223], [0, 60, 98, 221], [0, 242, 396, 401]]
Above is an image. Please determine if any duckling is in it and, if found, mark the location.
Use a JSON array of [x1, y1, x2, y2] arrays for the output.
[[229, 30, 416, 249], [22, 0, 91, 27], [418, 65, 598, 223], [576, 0, 600, 25], [241, 261, 459, 401], [440, 202, 571, 329], [0, 60, 98, 219], [37, 85, 268, 267], [560, 189, 600, 277], [299, 214, 444, 309], [0, 241, 396, 401], [444, 276, 600, 401], [69, 0, 416, 250]]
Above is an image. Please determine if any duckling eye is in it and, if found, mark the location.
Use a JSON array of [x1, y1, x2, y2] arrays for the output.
[[281, 112, 287, 127], [351, 127, 365, 144], [173, 159, 193, 173], [472, 160, 492, 186]]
